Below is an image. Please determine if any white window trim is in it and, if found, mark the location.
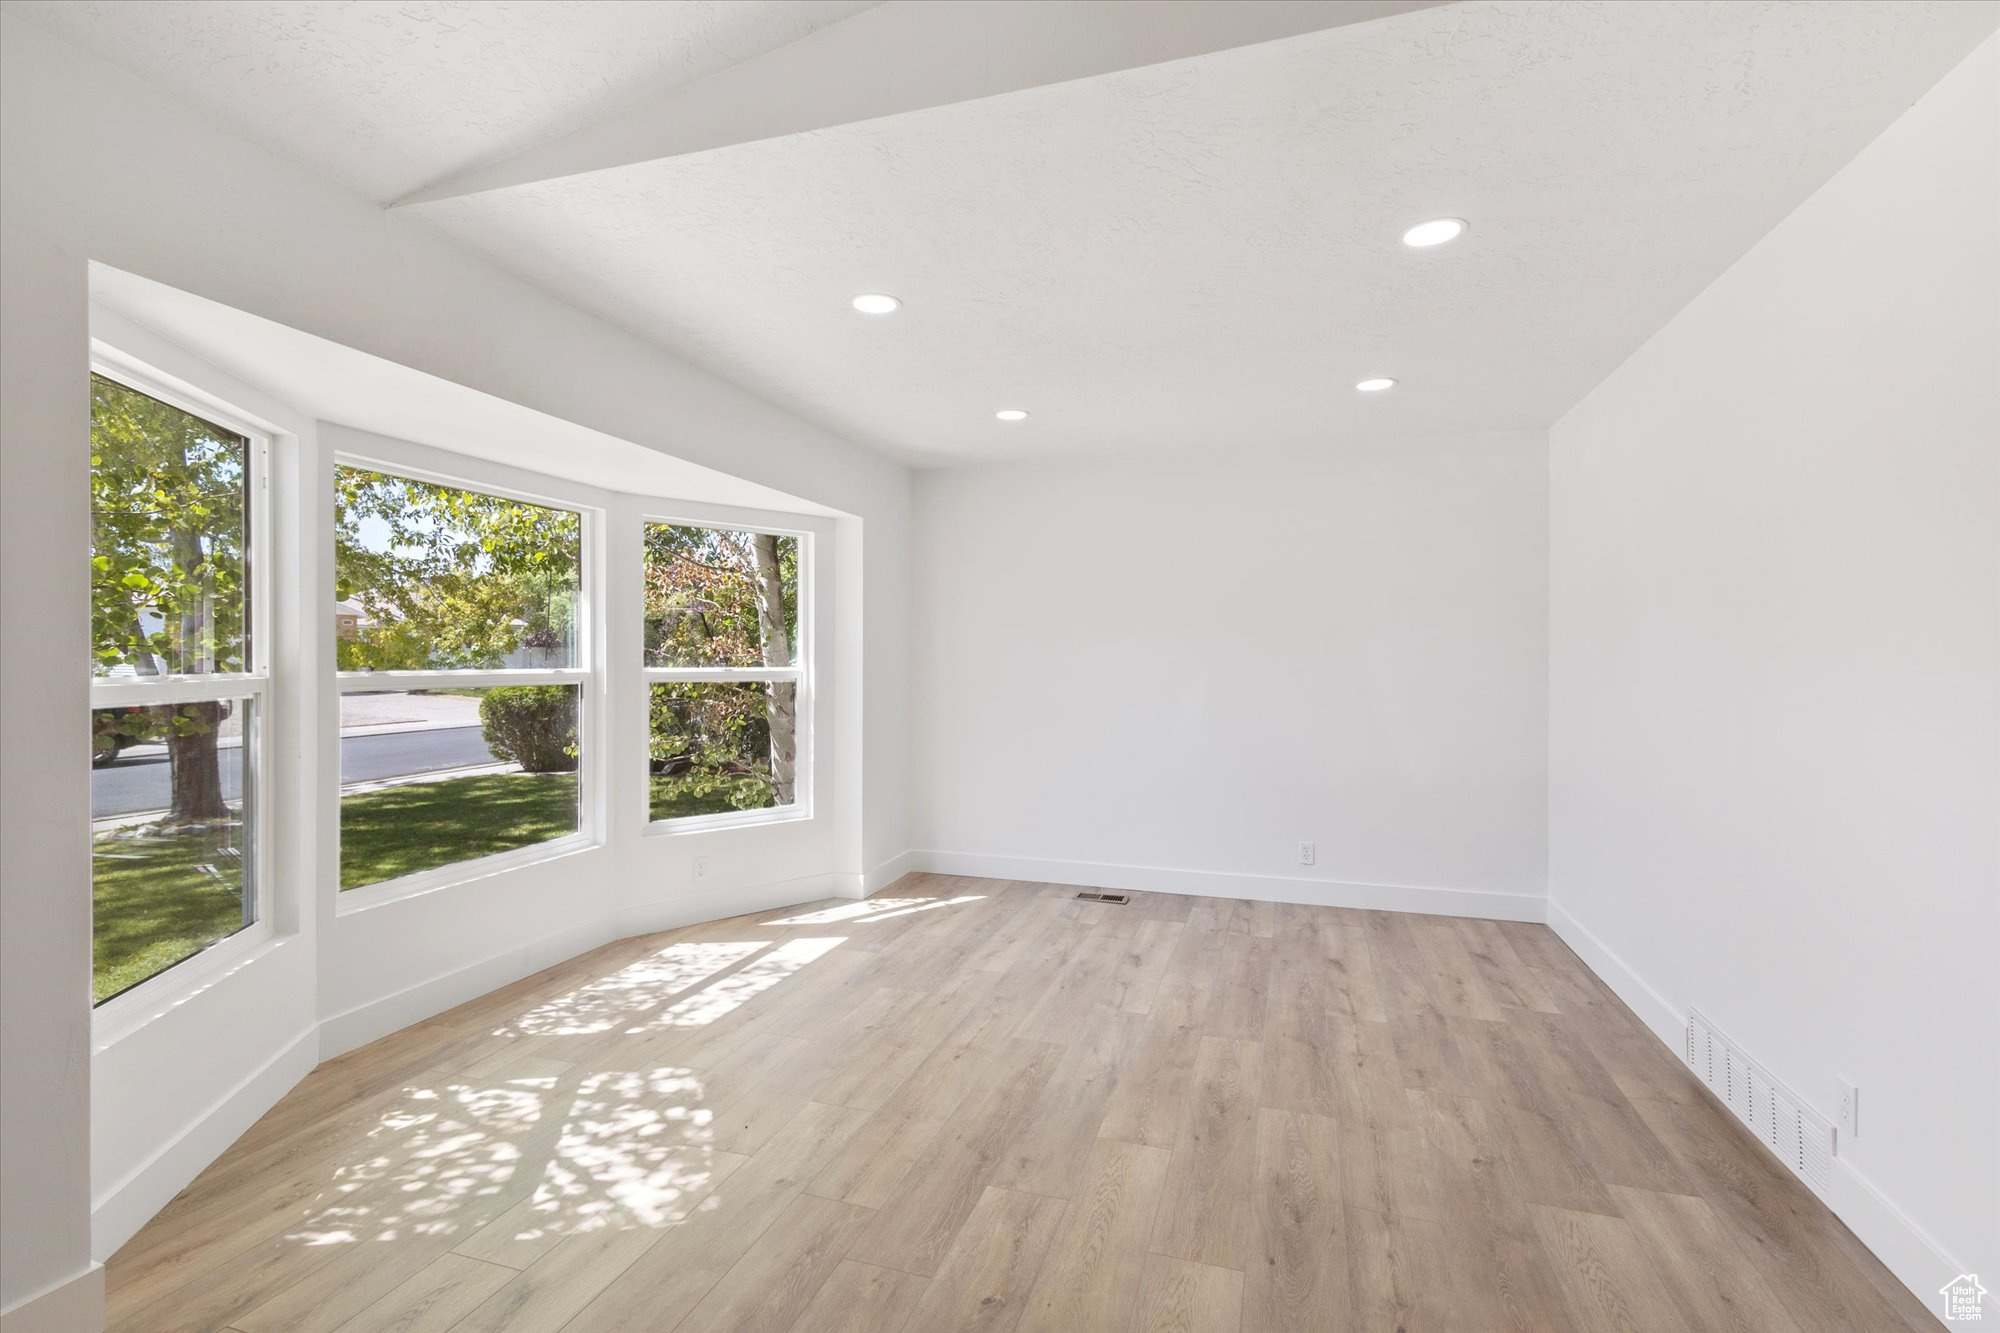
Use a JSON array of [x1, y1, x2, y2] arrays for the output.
[[639, 511, 815, 834], [332, 449, 607, 913], [88, 358, 277, 1026], [336, 668, 588, 691]]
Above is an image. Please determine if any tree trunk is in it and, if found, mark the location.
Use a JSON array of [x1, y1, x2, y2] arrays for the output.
[[166, 701, 229, 826], [750, 533, 796, 805], [166, 504, 229, 824]]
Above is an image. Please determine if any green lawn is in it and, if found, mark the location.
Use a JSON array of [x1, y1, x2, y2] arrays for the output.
[[338, 771, 580, 889], [93, 771, 770, 1002], [91, 828, 251, 1004]]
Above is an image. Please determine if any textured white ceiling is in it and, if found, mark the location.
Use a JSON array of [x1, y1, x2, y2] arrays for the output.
[[2, 0, 878, 202], [12, 0, 1997, 466], [398, 0, 1996, 464]]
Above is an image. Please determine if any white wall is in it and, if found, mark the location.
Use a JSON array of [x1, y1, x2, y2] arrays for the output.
[[0, 115, 96, 1333], [0, 12, 911, 1320], [1548, 35, 1999, 1309], [912, 434, 1549, 917]]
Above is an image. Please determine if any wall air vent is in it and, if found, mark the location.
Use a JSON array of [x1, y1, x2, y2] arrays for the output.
[[1685, 1009, 1835, 1193]]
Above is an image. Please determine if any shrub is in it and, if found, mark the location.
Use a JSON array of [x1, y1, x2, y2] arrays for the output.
[[479, 686, 577, 773]]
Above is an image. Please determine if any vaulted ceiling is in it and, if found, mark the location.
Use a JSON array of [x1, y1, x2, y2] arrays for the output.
[[10, 0, 1996, 465], [6, 0, 879, 202]]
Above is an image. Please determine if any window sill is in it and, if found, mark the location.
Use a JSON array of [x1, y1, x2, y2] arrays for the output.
[[93, 923, 284, 1050], [335, 834, 600, 916], [643, 804, 813, 837]]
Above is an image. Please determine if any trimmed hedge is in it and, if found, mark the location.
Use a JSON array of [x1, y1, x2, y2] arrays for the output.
[[478, 685, 577, 773]]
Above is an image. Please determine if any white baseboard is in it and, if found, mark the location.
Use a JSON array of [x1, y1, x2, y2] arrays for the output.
[[1547, 897, 1986, 1324], [615, 872, 858, 937], [318, 918, 613, 1060], [1544, 898, 1684, 1045], [807, 851, 919, 902], [860, 850, 917, 898], [1825, 1154, 1993, 1323], [909, 850, 1547, 922], [90, 1025, 318, 1261], [0, 1265, 102, 1333]]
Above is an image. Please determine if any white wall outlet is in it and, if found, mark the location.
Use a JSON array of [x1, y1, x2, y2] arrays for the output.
[[1838, 1079, 1858, 1139], [692, 857, 710, 885], [1298, 841, 1316, 866]]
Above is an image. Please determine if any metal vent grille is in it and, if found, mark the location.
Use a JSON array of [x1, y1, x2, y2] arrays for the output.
[[1685, 1010, 1834, 1193], [1074, 891, 1130, 905]]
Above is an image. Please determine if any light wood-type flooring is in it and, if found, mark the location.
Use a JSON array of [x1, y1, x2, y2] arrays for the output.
[[106, 875, 1937, 1332]]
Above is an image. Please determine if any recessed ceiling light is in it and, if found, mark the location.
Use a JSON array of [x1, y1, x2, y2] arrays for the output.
[[995, 408, 1029, 421], [851, 293, 901, 314], [1355, 377, 1397, 392], [1401, 217, 1467, 248]]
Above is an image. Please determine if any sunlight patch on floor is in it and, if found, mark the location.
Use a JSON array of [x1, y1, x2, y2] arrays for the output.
[[504, 939, 770, 1036], [286, 1076, 553, 1247], [255, 927, 862, 1260], [763, 897, 931, 925], [513, 1068, 722, 1237], [849, 894, 986, 923], [281, 1060, 736, 1251], [628, 936, 846, 1033]]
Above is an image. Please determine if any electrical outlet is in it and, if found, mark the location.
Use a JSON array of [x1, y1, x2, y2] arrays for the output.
[[1298, 841, 1316, 866], [692, 857, 710, 885], [1838, 1079, 1858, 1138]]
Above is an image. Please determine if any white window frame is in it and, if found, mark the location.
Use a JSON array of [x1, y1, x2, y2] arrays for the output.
[[86, 356, 276, 1021], [332, 450, 602, 911], [640, 513, 813, 834]]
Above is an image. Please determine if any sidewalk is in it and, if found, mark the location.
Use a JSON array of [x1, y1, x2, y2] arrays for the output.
[[115, 692, 485, 761], [339, 691, 484, 736]]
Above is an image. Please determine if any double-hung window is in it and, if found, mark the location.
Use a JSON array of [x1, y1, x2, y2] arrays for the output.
[[642, 521, 806, 826], [88, 369, 270, 1006], [333, 461, 590, 896]]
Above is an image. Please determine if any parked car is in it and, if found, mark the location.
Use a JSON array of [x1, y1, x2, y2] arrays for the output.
[[90, 700, 232, 766], [92, 705, 158, 767]]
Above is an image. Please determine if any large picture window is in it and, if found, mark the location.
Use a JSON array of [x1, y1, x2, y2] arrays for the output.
[[643, 523, 803, 824], [334, 463, 589, 893], [89, 371, 268, 1005]]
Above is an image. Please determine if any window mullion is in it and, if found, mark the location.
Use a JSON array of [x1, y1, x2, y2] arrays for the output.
[[642, 667, 800, 684], [90, 673, 268, 707], [337, 668, 588, 693]]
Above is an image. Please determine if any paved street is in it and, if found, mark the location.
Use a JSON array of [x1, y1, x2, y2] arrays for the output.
[[91, 725, 502, 818]]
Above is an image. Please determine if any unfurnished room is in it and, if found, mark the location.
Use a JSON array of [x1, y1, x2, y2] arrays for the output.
[[0, 2, 1995, 1330]]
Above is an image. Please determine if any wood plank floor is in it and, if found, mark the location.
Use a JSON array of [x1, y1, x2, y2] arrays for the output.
[[105, 875, 1937, 1332]]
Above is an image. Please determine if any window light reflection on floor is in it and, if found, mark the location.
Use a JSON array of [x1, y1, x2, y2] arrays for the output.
[[762, 893, 987, 926], [842, 894, 986, 924], [504, 940, 770, 1037], [267, 925, 859, 1265], [762, 897, 930, 925], [628, 936, 845, 1034]]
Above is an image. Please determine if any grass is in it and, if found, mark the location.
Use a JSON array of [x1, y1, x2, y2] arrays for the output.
[[93, 770, 772, 1002], [92, 826, 251, 1004], [338, 771, 579, 889]]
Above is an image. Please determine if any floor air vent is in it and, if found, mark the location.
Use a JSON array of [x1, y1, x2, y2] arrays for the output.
[[1074, 891, 1130, 905], [1685, 1010, 1834, 1193]]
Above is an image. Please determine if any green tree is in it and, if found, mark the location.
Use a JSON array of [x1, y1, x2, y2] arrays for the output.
[[643, 526, 797, 803], [90, 375, 247, 825], [334, 467, 580, 671]]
